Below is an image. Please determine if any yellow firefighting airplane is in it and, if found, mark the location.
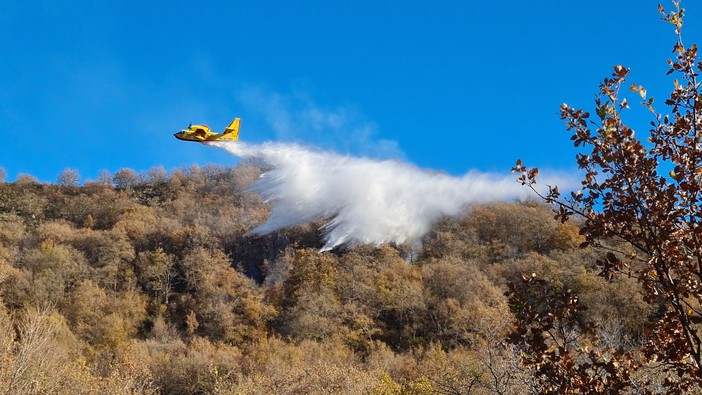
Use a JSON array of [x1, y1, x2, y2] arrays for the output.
[[173, 118, 240, 142]]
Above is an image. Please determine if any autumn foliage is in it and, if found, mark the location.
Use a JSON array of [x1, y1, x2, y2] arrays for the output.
[[2, 3, 701, 394], [513, 2, 702, 393], [0, 156, 626, 394]]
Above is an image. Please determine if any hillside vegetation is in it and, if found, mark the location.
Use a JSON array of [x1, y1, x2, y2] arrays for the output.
[[0, 164, 659, 394]]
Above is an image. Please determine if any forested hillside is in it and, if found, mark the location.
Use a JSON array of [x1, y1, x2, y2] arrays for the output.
[[0, 163, 659, 394]]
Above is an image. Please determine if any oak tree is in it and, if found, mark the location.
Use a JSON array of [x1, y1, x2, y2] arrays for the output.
[[514, 2, 702, 391]]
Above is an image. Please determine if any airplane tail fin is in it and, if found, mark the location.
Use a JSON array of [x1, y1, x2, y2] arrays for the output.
[[223, 118, 240, 140]]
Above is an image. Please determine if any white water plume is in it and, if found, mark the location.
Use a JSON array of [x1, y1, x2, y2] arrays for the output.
[[208, 141, 558, 251]]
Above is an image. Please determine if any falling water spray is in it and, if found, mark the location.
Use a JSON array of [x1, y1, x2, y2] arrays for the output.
[[208, 141, 563, 251]]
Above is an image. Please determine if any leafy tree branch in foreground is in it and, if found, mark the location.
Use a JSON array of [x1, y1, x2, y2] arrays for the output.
[[514, 2, 702, 392]]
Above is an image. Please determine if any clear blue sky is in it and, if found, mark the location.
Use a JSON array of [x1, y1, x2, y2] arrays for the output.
[[1, 1, 700, 183]]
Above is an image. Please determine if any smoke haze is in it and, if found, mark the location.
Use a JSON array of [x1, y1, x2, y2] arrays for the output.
[[209, 141, 561, 251]]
